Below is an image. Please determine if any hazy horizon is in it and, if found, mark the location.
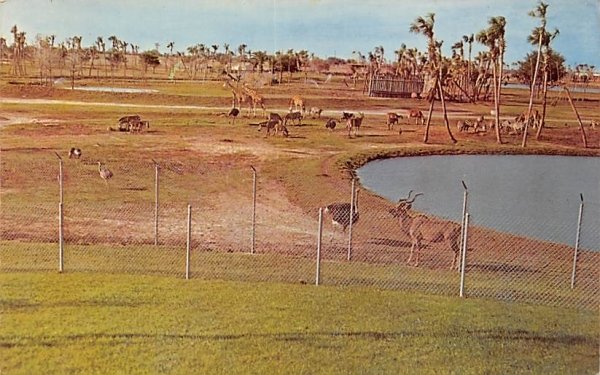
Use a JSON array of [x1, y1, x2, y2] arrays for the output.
[[1, 0, 598, 68]]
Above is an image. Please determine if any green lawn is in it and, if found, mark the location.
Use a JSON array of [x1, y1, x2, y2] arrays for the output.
[[1, 271, 597, 374]]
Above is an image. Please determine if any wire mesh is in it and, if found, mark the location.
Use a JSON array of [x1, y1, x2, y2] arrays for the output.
[[0, 152, 597, 311]]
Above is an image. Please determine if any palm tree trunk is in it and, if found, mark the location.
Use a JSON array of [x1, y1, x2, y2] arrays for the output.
[[564, 87, 588, 148], [423, 76, 437, 143], [495, 49, 504, 144], [522, 32, 543, 147], [535, 66, 549, 140], [437, 78, 457, 144]]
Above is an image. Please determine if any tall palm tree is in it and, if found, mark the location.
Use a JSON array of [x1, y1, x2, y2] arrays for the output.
[[409, 13, 436, 66], [522, 1, 549, 147], [462, 34, 474, 93], [451, 40, 464, 61], [534, 27, 559, 140], [96, 36, 106, 78], [477, 16, 506, 144], [410, 14, 456, 144]]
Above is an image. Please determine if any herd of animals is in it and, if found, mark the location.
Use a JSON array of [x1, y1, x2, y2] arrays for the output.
[[62, 95, 597, 269]]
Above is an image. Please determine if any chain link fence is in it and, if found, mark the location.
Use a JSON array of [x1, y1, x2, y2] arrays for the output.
[[1, 152, 598, 311]]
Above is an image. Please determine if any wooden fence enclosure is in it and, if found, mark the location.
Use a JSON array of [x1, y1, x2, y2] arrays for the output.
[[368, 76, 424, 98]]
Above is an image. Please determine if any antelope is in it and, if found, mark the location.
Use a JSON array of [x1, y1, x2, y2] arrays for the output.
[[257, 119, 281, 136], [289, 95, 305, 114], [515, 109, 541, 129], [130, 120, 149, 133], [284, 111, 303, 126], [268, 112, 283, 123], [309, 107, 323, 118], [340, 112, 354, 121], [118, 115, 141, 131], [408, 109, 424, 125], [456, 120, 475, 132], [387, 112, 403, 133], [346, 112, 364, 137], [590, 120, 598, 130], [389, 191, 461, 269]]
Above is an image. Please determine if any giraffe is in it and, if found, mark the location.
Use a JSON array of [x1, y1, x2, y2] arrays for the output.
[[241, 84, 266, 118], [289, 95, 305, 114], [223, 79, 252, 116]]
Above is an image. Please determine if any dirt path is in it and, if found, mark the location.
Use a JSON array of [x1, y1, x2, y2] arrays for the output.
[[0, 96, 485, 119]]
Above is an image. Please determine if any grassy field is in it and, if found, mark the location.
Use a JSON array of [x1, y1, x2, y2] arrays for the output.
[[1, 272, 598, 374], [1, 74, 599, 373]]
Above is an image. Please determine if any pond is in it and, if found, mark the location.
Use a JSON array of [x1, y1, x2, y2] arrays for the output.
[[504, 83, 600, 94], [70, 86, 159, 93], [356, 155, 600, 250]]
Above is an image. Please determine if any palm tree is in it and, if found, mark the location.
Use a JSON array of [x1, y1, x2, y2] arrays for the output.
[[533, 27, 559, 140], [522, 1, 548, 147], [394, 43, 407, 76], [477, 16, 506, 144], [96, 36, 106, 78], [409, 13, 436, 67], [462, 34, 475, 93], [451, 40, 464, 60], [410, 14, 456, 144]]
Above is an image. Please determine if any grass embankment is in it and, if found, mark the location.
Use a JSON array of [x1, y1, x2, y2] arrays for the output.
[[1, 272, 598, 374]]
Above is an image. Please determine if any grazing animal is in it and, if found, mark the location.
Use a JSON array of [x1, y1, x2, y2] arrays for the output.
[[341, 112, 354, 121], [408, 109, 425, 125], [324, 189, 360, 233], [515, 109, 541, 129], [346, 112, 364, 137], [389, 191, 461, 269], [284, 111, 303, 126], [257, 119, 287, 137], [289, 95, 305, 114], [325, 118, 337, 131], [268, 112, 283, 123], [309, 107, 323, 118], [68, 147, 82, 159], [457, 119, 477, 132], [118, 115, 141, 131], [387, 112, 404, 133], [130, 120, 149, 133], [97, 162, 114, 185], [228, 108, 240, 125], [590, 120, 598, 130]]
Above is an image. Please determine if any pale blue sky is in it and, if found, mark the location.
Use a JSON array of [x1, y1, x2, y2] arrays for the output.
[[1, 0, 598, 67]]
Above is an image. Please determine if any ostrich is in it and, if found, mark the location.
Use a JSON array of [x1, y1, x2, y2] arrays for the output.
[[324, 189, 360, 233], [68, 147, 82, 159], [325, 118, 337, 131], [228, 108, 240, 125], [97, 162, 113, 185]]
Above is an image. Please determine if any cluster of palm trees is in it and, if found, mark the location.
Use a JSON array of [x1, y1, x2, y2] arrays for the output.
[[403, 1, 563, 146]]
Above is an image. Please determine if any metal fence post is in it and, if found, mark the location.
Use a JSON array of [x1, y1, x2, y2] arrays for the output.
[[186, 204, 192, 280], [347, 178, 355, 261], [59, 202, 64, 273], [251, 166, 257, 254], [571, 194, 584, 289], [153, 160, 159, 246], [459, 180, 468, 272], [55, 152, 64, 272], [316, 207, 323, 286], [459, 213, 470, 298]]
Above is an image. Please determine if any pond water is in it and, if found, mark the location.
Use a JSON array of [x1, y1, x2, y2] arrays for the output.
[[357, 155, 600, 250], [70, 86, 159, 93], [504, 83, 600, 94]]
